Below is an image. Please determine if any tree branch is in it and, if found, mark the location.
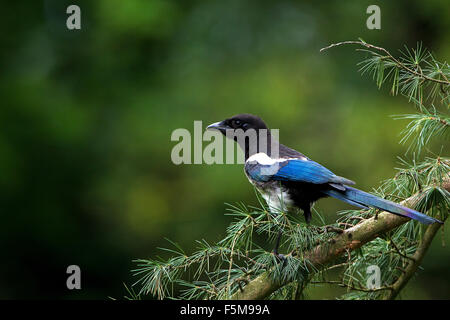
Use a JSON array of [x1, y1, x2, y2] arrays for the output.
[[383, 220, 445, 299], [230, 179, 449, 300]]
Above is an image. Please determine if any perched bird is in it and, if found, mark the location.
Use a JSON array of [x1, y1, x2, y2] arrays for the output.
[[206, 114, 442, 228]]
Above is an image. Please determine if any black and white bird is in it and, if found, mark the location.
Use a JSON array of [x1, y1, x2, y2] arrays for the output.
[[206, 114, 442, 227]]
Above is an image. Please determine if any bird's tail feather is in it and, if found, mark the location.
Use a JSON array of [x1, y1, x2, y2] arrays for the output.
[[324, 186, 442, 225]]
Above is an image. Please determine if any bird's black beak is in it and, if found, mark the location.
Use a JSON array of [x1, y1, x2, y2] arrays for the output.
[[206, 120, 229, 132]]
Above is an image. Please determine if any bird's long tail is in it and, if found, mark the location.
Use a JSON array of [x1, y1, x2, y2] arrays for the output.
[[323, 186, 442, 225]]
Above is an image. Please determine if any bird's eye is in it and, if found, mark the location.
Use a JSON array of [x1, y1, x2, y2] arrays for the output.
[[233, 120, 241, 126]]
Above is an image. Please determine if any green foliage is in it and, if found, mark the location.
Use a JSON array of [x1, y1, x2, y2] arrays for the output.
[[354, 41, 450, 104], [314, 40, 449, 300], [354, 40, 449, 152], [132, 200, 332, 299], [331, 155, 449, 299], [395, 105, 449, 153]]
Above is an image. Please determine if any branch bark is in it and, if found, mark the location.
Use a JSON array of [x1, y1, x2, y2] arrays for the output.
[[230, 180, 449, 300], [384, 221, 444, 299]]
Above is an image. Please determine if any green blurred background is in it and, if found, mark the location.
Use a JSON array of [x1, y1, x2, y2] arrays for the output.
[[0, 0, 448, 299]]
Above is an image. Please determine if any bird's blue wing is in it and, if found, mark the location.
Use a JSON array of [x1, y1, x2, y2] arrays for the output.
[[246, 158, 350, 185], [273, 159, 337, 183]]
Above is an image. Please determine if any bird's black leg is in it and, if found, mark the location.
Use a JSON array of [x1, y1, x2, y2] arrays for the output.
[[272, 230, 287, 264], [273, 230, 282, 255], [303, 206, 312, 224]]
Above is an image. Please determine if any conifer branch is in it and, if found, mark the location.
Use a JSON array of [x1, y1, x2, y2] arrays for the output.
[[230, 179, 449, 300], [320, 40, 450, 86]]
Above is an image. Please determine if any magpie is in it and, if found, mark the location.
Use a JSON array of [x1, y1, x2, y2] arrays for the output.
[[206, 114, 442, 228]]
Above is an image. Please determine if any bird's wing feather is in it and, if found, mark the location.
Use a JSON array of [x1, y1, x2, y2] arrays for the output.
[[246, 156, 354, 186], [274, 159, 336, 184]]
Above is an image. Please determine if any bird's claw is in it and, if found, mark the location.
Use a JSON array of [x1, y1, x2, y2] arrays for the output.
[[272, 251, 287, 267]]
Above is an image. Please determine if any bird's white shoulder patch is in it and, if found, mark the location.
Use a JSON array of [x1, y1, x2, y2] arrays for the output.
[[247, 153, 286, 165], [247, 152, 307, 165]]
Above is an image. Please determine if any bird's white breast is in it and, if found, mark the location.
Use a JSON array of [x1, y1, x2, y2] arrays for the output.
[[259, 186, 294, 213]]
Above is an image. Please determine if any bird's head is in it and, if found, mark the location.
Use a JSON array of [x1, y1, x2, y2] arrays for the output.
[[206, 114, 276, 159], [206, 114, 268, 134]]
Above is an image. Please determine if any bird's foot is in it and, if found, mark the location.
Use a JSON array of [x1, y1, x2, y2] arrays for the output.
[[374, 209, 380, 220], [272, 250, 287, 267], [272, 230, 287, 266]]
